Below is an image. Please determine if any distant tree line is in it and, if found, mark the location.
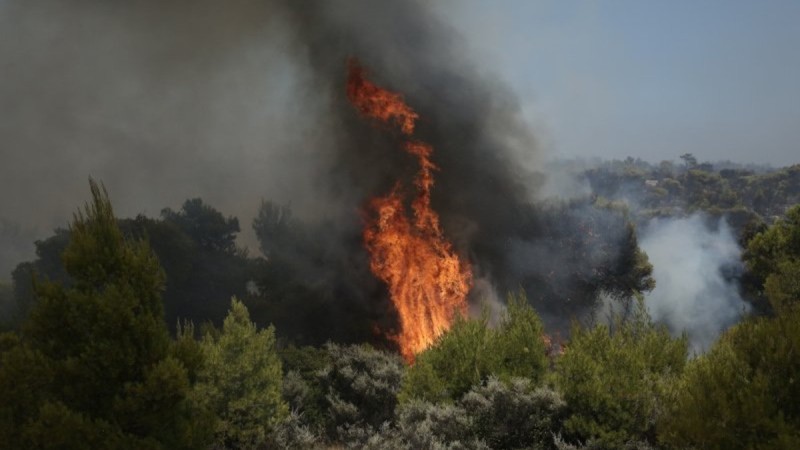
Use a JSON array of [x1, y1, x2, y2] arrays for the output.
[[579, 156, 800, 232]]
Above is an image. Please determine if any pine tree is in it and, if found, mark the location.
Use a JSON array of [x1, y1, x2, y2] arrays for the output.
[[193, 298, 287, 450], [0, 180, 210, 449]]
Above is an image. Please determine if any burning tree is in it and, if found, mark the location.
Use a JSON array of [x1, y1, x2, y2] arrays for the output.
[[346, 60, 473, 362]]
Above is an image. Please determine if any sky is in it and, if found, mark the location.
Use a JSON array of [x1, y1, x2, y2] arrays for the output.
[[439, 0, 800, 166]]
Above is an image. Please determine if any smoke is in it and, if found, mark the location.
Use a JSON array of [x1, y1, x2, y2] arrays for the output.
[[640, 215, 749, 352], [0, 0, 323, 274], [1, 0, 653, 345], [0, 0, 536, 275]]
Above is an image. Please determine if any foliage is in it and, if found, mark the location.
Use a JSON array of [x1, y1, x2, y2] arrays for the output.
[[318, 343, 405, 441], [265, 411, 322, 450], [659, 307, 800, 449], [11, 200, 253, 331], [10, 229, 71, 323], [401, 314, 494, 403], [661, 214, 800, 449], [0, 282, 13, 331], [487, 199, 655, 324], [744, 204, 800, 313], [278, 345, 330, 427], [249, 200, 392, 347], [0, 180, 210, 449], [193, 298, 287, 450], [462, 377, 566, 450], [401, 293, 549, 403], [161, 198, 241, 255], [345, 378, 565, 450], [556, 299, 688, 449]]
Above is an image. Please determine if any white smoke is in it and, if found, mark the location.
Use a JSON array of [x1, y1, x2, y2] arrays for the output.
[[640, 215, 750, 352]]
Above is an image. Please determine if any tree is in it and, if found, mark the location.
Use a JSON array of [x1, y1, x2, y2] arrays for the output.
[[0, 282, 13, 331], [400, 293, 549, 403], [317, 343, 404, 441], [679, 153, 697, 169], [0, 180, 210, 449], [13, 200, 254, 332], [744, 204, 800, 313], [161, 198, 241, 255], [659, 308, 800, 449], [343, 378, 566, 450], [556, 299, 688, 449], [193, 298, 287, 450], [664, 206, 800, 448]]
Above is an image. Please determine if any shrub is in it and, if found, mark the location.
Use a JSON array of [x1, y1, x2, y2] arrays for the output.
[[400, 293, 549, 403], [659, 307, 800, 449], [556, 299, 687, 448], [317, 343, 405, 441]]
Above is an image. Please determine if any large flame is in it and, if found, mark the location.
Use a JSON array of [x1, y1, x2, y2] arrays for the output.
[[346, 60, 472, 362]]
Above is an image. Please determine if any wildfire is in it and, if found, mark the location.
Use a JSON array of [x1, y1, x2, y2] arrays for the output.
[[346, 60, 472, 362]]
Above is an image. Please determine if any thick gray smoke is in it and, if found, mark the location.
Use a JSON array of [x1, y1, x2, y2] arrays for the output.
[[640, 215, 749, 352], [0, 0, 537, 279], [2, 0, 652, 344]]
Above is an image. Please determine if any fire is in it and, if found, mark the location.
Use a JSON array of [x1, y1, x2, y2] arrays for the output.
[[346, 60, 472, 362]]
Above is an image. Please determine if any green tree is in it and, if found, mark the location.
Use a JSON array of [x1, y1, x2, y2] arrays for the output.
[[744, 204, 800, 313], [400, 293, 549, 403], [0, 180, 210, 449], [13, 200, 254, 333], [662, 209, 800, 449], [194, 298, 287, 449], [659, 308, 800, 449], [556, 299, 688, 449]]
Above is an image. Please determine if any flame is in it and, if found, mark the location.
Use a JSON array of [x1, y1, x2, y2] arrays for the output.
[[347, 59, 472, 362]]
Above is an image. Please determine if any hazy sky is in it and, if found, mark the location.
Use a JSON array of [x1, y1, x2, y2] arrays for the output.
[[439, 0, 800, 166]]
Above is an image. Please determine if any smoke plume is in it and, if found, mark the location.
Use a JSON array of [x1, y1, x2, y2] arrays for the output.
[[1, 0, 655, 345], [640, 215, 750, 352], [0, 0, 535, 272]]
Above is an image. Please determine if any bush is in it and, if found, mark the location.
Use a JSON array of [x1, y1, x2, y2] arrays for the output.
[[556, 299, 687, 449], [659, 307, 800, 449], [400, 293, 549, 403], [317, 343, 405, 441], [344, 377, 565, 450], [463, 377, 566, 450]]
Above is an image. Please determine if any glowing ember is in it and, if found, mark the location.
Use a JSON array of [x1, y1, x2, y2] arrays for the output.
[[346, 59, 472, 362]]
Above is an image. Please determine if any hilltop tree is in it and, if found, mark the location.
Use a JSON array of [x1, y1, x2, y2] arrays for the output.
[[0, 180, 211, 448], [679, 153, 697, 169]]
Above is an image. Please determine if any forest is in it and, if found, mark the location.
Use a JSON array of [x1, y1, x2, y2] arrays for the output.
[[0, 158, 798, 449], [2, 1, 799, 448]]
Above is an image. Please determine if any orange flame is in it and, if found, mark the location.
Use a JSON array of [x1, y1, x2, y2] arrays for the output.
[[347, 60, 472, 362]]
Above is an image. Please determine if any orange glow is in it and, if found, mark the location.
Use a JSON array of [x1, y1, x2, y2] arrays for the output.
[[347, 60, 472, 362]]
